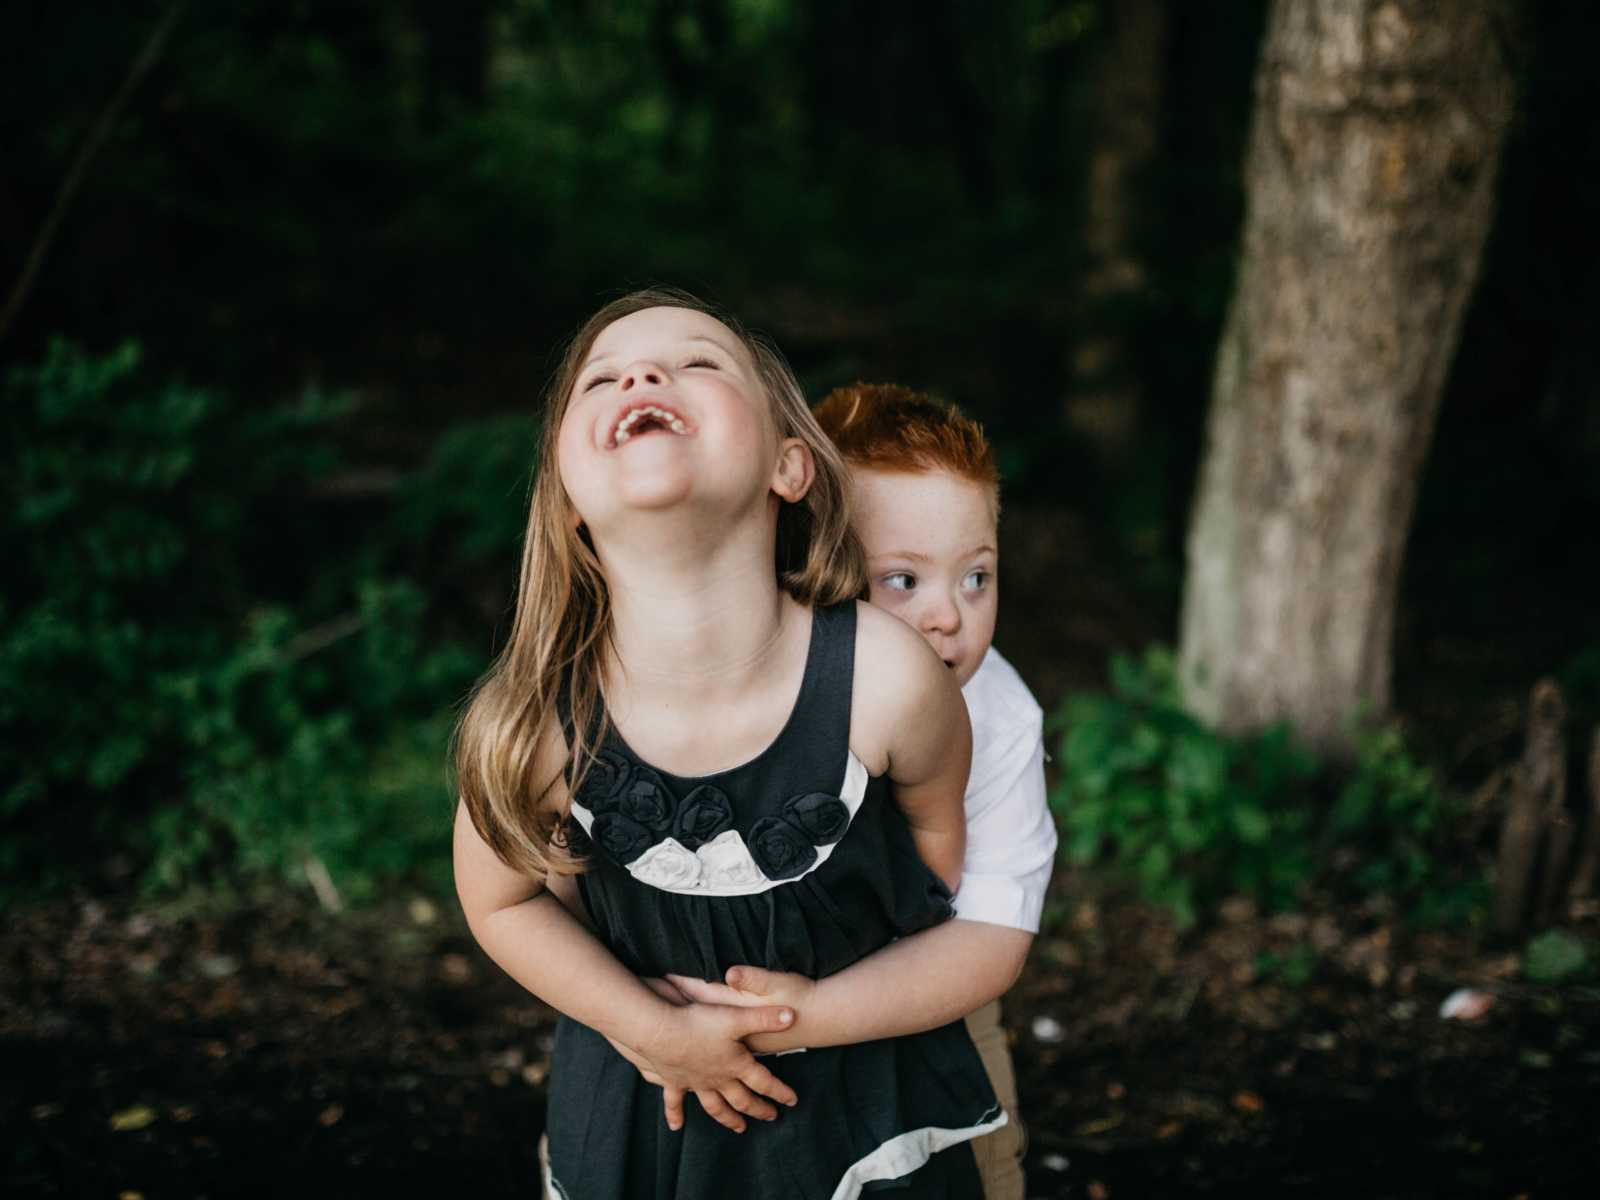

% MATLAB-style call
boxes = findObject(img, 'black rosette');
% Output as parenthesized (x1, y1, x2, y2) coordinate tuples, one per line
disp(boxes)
(590, 812, 654, 864)
(782, 792, 850, 845)
(748, 816, 819, 881)
(575, 748, 633, 814)
(674, 785, 734, 850)
(618, 767, 675, 833)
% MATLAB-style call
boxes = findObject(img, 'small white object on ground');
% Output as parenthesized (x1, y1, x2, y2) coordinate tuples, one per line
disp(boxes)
(1439, 988, 1495, 1021)
(1040, 1153, 1071, 1172)
(1031, 1015, 1065, 1044)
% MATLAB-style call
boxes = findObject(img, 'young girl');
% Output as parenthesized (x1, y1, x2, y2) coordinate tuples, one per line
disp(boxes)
(452, 289, 1003, 1198)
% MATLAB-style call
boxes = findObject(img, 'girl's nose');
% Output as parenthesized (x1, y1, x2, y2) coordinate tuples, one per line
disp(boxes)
(919, 595, 961, 637)
(619, 361, 666, 391)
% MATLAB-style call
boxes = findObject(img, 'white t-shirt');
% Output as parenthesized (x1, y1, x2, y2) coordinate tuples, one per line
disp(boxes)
(953, 647, 1058, 932)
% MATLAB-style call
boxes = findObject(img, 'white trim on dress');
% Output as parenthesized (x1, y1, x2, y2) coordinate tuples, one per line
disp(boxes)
(830, 1107, 1010, 1200)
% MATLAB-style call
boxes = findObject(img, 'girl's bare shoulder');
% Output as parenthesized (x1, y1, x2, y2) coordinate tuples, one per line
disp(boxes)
(849, 601, 953, 772)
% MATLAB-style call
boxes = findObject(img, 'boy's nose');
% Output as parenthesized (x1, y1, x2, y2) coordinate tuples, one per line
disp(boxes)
(619, 361, 666, 391)
(919, 595, 961, 637)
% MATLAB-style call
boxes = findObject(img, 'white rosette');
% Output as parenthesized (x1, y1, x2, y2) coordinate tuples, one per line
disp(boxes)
(695, 830, 765, 889)
(626, 837, 703, 890)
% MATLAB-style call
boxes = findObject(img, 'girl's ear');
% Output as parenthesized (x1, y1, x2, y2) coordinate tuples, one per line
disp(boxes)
(771, 437, 815, 503)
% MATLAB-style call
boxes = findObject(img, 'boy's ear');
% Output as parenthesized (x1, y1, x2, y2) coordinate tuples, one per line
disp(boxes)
(771, 437, 815, 503)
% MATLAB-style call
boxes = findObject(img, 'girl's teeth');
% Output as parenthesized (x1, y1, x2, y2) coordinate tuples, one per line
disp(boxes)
(669, 419, 686, 433)
(615, 431, 630, 443)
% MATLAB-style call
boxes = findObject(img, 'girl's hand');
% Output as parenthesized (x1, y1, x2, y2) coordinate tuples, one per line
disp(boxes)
(635, 996, 800, 1133)
(667, 966, 818, 1055)
(604, 976, 685, 1086)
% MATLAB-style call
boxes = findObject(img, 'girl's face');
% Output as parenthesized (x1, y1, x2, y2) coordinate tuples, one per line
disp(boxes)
(556, 306, 789, 534)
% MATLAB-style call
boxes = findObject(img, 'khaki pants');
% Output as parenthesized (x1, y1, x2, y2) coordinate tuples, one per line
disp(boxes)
(965, 998, 1027, 1200)
(539, 1001, 1027, 1200)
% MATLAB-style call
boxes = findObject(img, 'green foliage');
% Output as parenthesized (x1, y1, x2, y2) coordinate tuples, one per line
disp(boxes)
(1332, 721, 1488, 926)
(2, 341, 481, 903)
(1523, 930, 1592, 985)
(1051, 647, 1318, 928)
(1254, 945, 1319, 988)
(1051, 646, 1489, 929)
(392, 413, 539, 568)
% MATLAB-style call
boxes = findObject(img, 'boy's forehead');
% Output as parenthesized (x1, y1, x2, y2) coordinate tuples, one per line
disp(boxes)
(851, 467, 998, 554)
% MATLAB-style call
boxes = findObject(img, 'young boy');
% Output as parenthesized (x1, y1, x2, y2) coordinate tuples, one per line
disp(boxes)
(663, 383, 1056, 1198)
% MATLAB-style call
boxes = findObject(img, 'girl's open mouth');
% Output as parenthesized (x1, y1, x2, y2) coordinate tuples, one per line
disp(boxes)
(608, 403, 690, 448)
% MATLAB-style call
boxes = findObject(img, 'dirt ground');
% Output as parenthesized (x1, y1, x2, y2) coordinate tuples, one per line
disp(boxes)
(5, 880, 1598, 1199)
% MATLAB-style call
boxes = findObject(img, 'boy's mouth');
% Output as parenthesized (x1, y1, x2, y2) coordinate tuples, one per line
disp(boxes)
(608, 402, 690, 448)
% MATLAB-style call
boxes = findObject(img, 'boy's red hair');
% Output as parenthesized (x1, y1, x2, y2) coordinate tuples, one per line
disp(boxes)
(813, 383, 998, 499)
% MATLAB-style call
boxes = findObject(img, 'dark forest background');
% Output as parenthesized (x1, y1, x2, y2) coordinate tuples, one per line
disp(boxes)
(5, 0, 1598, 921)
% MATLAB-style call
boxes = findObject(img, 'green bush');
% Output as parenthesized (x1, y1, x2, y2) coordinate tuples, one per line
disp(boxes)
(1332, 720, 1488, 926)
(2, 340, 483, 904)
(1050, 646, 1488, 928)
(1051, 647, 1318, 927)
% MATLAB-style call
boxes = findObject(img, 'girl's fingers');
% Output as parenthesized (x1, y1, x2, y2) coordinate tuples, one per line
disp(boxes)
(662, 1086, 687, 1132)
(725, 1004, 795, 1040)
(694, 1089, 746, 1134)
(740, 1061, 799, 1109)
(719, 1080, 778, 1122)
(643, 975, 690, 1005)
(663, 973, 753, 1006)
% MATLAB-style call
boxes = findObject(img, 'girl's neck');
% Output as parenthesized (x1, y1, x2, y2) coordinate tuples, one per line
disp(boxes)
(598, 509, 796, 693)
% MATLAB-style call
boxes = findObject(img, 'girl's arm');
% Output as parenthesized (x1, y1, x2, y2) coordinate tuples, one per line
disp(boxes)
(454, 785, 798, 1133)
(853, 603, 971, 892)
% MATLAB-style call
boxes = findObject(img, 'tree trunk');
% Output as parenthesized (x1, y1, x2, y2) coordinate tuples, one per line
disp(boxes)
(1178, 0, 1517, 755)
(1493, 679, 1564, 934)
(1566, 728, 1600, 899)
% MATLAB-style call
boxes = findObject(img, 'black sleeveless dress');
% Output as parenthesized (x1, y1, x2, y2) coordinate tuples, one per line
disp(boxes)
(545, 601, 1002, 1200)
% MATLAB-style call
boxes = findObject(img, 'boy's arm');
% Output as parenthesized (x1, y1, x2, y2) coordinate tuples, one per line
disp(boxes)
(454, 779, 798, 1132)
(674, 666, 1057, 1053)
(854, 604, 971, 893)
(669, 918, 1031, 1052)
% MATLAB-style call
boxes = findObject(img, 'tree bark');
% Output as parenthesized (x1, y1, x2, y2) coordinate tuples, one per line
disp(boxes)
(1494, 680, 1564, 935)
(1178, 0, 1517, 755)
(1566, 727, 1600, 899)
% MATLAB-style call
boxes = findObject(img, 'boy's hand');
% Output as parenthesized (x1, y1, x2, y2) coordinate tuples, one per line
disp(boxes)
(666, 965, 818, 1012)
(629, 988, 800, 1133)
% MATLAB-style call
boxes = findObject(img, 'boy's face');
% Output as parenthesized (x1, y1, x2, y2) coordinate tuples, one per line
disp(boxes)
(852, 467, 998, 688)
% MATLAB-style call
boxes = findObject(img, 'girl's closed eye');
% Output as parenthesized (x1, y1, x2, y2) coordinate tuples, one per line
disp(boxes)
(881, 572, 916, 592)
(582, 373, 616, 393)
(682, 356, 719, 370)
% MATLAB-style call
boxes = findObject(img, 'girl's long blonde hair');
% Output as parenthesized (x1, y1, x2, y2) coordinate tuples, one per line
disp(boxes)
(453, 288, 866, 876)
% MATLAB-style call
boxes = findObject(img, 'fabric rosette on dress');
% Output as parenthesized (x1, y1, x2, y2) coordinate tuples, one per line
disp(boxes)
(566, 750, 871, 896)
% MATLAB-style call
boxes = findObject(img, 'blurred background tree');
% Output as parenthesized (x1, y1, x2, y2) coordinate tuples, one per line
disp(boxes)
(2, 0, 1597, 918)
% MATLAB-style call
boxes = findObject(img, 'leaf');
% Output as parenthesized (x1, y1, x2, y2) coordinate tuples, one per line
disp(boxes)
(1524, 931, 1590, 984)
(1232, 806, 1271, 845)
(110, 1105, 158, 1132)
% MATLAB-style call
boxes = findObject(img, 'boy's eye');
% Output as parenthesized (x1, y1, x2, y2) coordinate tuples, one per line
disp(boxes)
(963, 570, 990, 590)
(882, 572, 916, 592)
(581, 374, 616, 393)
